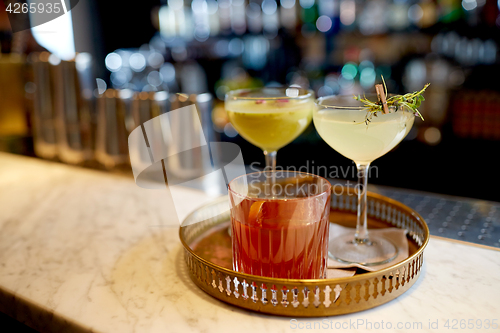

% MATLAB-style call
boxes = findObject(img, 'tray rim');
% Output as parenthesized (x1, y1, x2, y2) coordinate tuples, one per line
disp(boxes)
(179, 191, 430, 285)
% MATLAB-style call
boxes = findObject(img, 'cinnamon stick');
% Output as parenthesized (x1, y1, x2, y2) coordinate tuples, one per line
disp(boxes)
(375, 84, 389, 114)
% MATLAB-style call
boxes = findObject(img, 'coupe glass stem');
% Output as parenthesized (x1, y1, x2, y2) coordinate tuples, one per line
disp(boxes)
(264, 150, 277, 171)
(264, 150, 277, 197)
(354, 163, 370, 244)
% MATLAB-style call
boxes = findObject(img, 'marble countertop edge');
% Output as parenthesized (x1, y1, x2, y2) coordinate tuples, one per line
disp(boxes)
(0, 285, 93, 333)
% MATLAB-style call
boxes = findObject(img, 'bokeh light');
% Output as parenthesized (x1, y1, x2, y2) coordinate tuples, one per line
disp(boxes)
(224, 123, 238, 137)
(262, 0, 277, 15)
(341, 63, 358, 80)
(316, 16, 333, 32)
(147, 71, 164, 87)
(360, 67, 376, 89)
(281, 0, 296, 9)
(299, 0, 315, 9)
(129, 53, 147, 72)
(408, 4, 423, 23)
(105, 53, 122, 72)
(423, 127, 442, 145)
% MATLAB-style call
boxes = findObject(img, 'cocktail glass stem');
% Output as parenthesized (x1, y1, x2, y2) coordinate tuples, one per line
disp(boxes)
(264, 150, 277, 171)
(354, 163, 371, 244)
(328, 160, 398, 266)
(264, 150, 277, 197)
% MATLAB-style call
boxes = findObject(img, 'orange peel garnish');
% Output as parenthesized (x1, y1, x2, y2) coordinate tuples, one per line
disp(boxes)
(248, 201, 265, 226)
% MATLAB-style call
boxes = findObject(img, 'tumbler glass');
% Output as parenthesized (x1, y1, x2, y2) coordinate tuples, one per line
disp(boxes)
(228, 171, 331, 279)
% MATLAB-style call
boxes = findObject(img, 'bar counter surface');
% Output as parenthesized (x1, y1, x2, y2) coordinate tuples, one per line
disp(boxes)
(0, 152, 499, 333)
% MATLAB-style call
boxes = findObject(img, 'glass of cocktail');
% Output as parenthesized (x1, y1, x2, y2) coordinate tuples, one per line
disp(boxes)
(314, 94, 415, 266)
(225, 87, 314, 171)
(228, 171, 331, 279)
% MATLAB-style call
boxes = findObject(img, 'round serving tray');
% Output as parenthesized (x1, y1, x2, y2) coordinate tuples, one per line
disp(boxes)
(179, 191, 429, 317)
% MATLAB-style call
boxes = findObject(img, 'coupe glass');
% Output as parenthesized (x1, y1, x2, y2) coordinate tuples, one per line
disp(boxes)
(225, 87, 314, 171)
(313, 94, 415, 266)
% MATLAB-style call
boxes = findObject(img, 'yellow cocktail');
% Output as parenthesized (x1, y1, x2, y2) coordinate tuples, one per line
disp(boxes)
(226, 99, 313, 152)
(225, 88, 314, 170)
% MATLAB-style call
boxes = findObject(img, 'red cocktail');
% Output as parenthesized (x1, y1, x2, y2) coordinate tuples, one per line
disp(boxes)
(228, 171, 331, 279)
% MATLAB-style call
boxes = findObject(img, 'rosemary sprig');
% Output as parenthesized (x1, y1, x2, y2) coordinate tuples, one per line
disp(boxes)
(354, 81, 430, 125)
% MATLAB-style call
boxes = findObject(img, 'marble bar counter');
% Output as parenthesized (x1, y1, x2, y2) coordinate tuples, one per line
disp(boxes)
(0, 152, 499, 333)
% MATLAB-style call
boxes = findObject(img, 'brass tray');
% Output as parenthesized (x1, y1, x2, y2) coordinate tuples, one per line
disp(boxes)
(179, 191, 429, 317)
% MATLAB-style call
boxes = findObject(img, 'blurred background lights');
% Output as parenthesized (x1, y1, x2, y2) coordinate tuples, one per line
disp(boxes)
(172, 46, 188, 62)
(218, 0, 231, 9)
(299, 0, 315, 9)
(341, 63, 358, 80)
(117, 50, 131, 68)
(360, 67, 376, 89)
(324, 74, 340, 93)
(168, 0, 184, 10)
(423, 127, 442, 145)
(340, 0, 356, 26)
(243, 36, 269, 70)
(110, 71, 129, 87)
(191, 0, 208, 12)
(119, 89, 134, 99)
(155, 91, 169, 101)
(462, 0, 478, 11)
(359, 60, 374, 70)
(228, 38, 245, 56)
(359, 1, 387, 34)
(246, 2, 263, 34)
(105, 53, 122, 72)
(318, 0, 335, 17)
(483, 40, 497, 64)
(408, 4, 423, 23)
(246, 2, 262, 18)
(194, 25, 211, 42)
(147, 71, 164, 87)
(281, 0, 296, 9)
(160, 63, 176, 82)
(223, 123, 239, 138)
(48, 54, 61, 66)
(317, 85, 334, 97)
(95, 78, 107, 94)
(129, 53, 147, 72)
(263, 24, 279, 39)
(338, 75, 355, 91)
(449, 69, 465, 86)
(75, 53, 92, 71)
(216, 85, 229, 100)
(206, 0, 218, 13)
(387, 4, 410, 30)
(147, 52, 165, 69)
(214, 40, 230, 57)
(316, 16, 333, 32)
(262, 0, 278, 15)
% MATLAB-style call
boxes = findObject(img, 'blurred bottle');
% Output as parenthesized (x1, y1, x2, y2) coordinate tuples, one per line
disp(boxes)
(0, 53, 29, 154)
(166, 93, 213, 179)
(95, 89, 130, 169)
(129, 91, 170, 174)
(0, 1, 51, 156)
(52, 53, 95, 165)
(29, 52, 58, 159)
